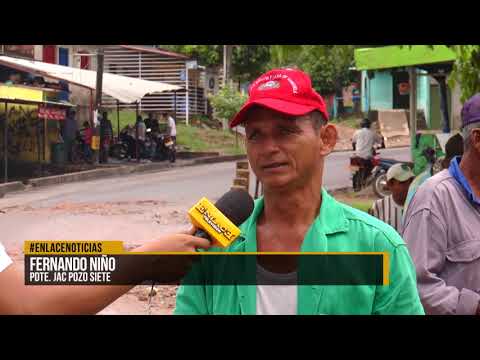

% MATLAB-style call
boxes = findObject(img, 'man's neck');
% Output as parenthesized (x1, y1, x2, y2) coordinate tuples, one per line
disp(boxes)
(262, 182, 322, 227)
(460, 153, 480, 198)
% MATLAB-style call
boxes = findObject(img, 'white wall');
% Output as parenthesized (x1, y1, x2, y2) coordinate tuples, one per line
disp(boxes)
(34, 45, 43, 60)
(451, 82, 463, 131)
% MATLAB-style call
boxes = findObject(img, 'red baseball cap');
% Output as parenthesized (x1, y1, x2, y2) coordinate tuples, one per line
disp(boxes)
(229, 68, 329, 128)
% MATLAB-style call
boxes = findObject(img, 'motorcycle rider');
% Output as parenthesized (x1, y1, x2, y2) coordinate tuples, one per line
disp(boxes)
(164, 112, 177, 163)
(351, 118, 384, 190)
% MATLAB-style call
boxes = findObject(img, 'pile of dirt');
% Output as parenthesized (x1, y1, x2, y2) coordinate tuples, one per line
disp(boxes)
(1, 199, 170, 216)
(329, 186, 377, 203)
(334, 124, 356, 151)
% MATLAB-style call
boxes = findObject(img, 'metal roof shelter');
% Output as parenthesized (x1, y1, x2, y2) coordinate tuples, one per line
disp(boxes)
(1, 95, 74, 183)
(0, 55, 183, 104)
(354, 45, 457, 161)
(0, 54, 187, 164)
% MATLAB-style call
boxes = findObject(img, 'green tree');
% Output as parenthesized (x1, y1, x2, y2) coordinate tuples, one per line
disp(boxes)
(300, 45, 356, 94)
(447, 45, 480, 103)
(208, 84, 248, 126)
(231, 45, 271, 83)
(159, 45, 222, 67)
(268, 45, 304, 68)
(405, 45, 480, 103)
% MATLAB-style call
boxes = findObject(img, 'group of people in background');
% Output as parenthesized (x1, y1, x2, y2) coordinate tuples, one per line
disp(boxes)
(119, 112, 177, 162)
(61, 110, 176, 165)
(366, 93, 480, 315)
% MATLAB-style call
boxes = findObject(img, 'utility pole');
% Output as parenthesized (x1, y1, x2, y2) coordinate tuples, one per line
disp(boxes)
(223, 45, 232, 87)
(93, 47, 104, 164)
(222, 45, 233, 130)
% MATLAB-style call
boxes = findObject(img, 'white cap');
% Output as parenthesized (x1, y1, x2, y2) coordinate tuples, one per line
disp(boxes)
(386, 163, 415, 182)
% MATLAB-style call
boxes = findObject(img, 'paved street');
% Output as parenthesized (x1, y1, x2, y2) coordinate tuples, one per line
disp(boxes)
(0, 147, 410, 314)
(0, 147, 410, 256)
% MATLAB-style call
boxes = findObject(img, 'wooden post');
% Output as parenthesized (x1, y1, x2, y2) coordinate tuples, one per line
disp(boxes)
(186, 63, 189, 126)
(409, 67, 417, 163)
(3, 101, 7, 183)
(174, 91, 177, 121)
(116, 100, 120, 139)
(43, 116, 47, 172)
(135, 102, 139, 162)
(94, 47, 104, 165)
(95, 48, 104, 110)
(232, 160, 250, 193)
(89, 89, 94, 127)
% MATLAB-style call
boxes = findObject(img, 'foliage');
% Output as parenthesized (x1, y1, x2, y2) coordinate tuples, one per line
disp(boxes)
(160, 45, 270, 83)
(159, 45, 222, 67)
(268, 45, 356, 94)
(231, 45, 271, 83)
(208, 84, 248, 122)
(447, 45, 480, 103)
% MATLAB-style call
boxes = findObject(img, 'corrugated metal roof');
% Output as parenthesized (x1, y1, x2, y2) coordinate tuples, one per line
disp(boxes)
(119, 45, 190, 60)
(0, 55, 183, 104)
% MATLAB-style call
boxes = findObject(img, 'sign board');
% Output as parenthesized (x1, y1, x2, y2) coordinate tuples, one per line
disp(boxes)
(38, 106, 66, 120)
(2, 45, 35, 59)
(398, 82, 410, 95)
(186, 60, 198, 70)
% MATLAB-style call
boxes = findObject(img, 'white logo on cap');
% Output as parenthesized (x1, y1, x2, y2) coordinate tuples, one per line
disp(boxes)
(252, 73, 299, 94)
(258, 80, 280, 91)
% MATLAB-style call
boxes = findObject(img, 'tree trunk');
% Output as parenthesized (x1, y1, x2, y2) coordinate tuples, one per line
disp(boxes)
(433, 75, 450, 133)
(335, 84, 345, 118)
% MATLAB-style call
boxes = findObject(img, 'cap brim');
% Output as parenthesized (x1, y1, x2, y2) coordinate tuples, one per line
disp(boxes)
(229, 98, 318, 128)
(389, 172, 415, 182)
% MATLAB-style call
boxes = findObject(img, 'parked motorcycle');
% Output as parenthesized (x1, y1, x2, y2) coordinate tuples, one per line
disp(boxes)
(109, 135, 128, 160)
(350, 146, 413, 198)
(156, 133, 175, 162)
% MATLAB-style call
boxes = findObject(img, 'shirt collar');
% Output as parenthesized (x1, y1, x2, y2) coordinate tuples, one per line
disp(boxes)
(448, 156, 480, 206)
(240, 187, 349, 241)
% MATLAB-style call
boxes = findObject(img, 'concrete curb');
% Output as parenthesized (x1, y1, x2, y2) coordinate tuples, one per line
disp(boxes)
(1, 154, 248, 195)
(0, 181, 26, 196)
(193, 154, 247, 165)
(28, 166, 135, 188)
(177, 151, 220, 159)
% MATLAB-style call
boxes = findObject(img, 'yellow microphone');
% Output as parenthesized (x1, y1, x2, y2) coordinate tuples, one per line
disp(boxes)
(188, 189, 254, 248)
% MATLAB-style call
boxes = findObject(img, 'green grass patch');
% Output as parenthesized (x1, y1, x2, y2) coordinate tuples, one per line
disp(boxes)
(107, 110, 144, 135)
(330, 115, 361, 129)
(176, 124, 245, 155)
(105, 110, 245, 155)
(347, 200, 373, 213)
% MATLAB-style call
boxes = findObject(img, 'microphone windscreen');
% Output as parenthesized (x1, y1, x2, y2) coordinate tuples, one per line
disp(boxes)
(214, 189, 254, 226)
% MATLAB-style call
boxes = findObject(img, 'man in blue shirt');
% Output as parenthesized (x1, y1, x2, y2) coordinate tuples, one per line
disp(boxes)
(402, 93, 480, 315)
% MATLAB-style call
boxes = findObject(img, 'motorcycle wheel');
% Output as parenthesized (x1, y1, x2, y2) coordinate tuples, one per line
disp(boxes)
(168, 148, 175, 163)
(352, 172, 361, 192)
(111, 145, 126, 160)
(71, 145, 83, 164)
(373, 173, 391, 199)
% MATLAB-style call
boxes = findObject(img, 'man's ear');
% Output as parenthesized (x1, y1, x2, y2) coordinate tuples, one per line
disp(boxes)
(472, 129, 480, 153)
(319, 124, 337, 156)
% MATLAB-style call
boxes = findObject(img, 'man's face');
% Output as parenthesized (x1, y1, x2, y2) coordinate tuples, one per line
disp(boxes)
(244, 107, 335, 190)
(388, 178, 413, 206)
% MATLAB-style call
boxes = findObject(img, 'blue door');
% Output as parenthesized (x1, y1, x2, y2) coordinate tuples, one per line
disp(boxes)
(59, 47, 69, 66)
